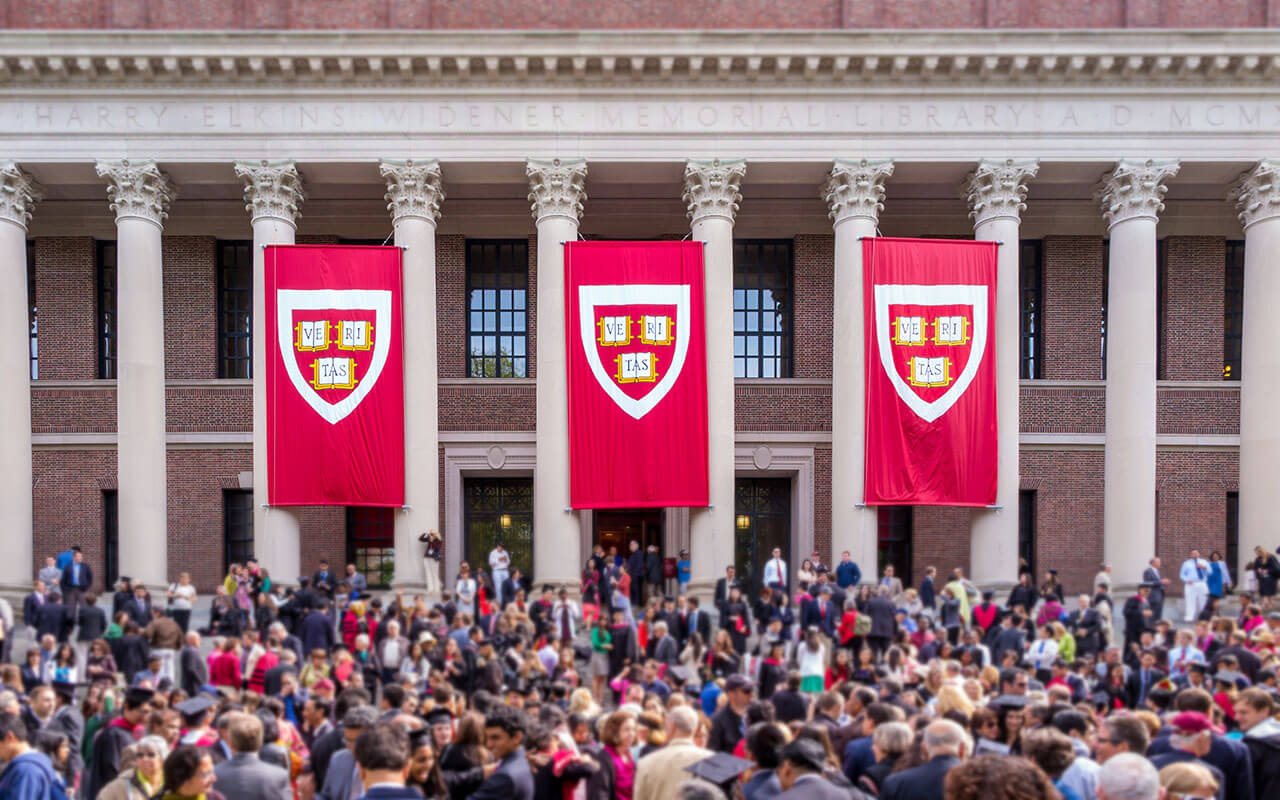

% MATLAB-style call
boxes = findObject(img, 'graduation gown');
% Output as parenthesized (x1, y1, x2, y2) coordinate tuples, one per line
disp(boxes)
(83, 718, 135, 800)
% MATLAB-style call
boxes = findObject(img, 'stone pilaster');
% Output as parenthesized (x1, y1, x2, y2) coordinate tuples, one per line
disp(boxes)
(684, 158, 745, 600)
(381, 159, 445, 592)
(0, 162, 40, 594)
(966, 158, 1038, 588)
(1231, 160, 1280, 586)
(235, 159, 305, 584)
(1095, 158, 1179, 591)
(528, 158, 587, 586)
(824, 158, 892, 584)
(96, 159, 176, 588)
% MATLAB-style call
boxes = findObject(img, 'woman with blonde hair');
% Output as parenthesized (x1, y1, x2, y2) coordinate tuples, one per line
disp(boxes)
(936, 683, 976, 720)
(1158, 761, 1219, 799)
(1051, 622, 1076, 664)
(568, 686, 600, 717)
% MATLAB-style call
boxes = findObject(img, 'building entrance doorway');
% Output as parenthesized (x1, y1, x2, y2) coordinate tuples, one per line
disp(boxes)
(594, 509, 665, 565)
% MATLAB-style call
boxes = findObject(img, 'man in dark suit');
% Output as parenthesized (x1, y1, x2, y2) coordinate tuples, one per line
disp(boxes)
(312, 560, 336, 596)
(59, 548, 93, 621)
(776, 738, 849, 799)
(48, 681, 85, 778)
(1143, 558, 1169, 620)
(685, 596, 711, 645)
(301, 602, 336, 655)
(806, 587, 837, 638)
(651, 620, 679, 666)
(179, 631, 208, 696)
(1125, 649, 1167, 709)
(76, 592, 108, 644)
(348, 722, 423, 800)
(880, 719, 968, 800)
(864, 586, 897, 660)
(213, 712, 292, 800)
(1064, 594, 1102, 658)
(471, 706, 534, 800)
(626, 541, 645, 607)
(714, 566, 740, 613)
(1123, 583, 1156, 657)
(22, 579, 46, 634)
(992, 614, 1028, 664)
(36, 590, 72, 643)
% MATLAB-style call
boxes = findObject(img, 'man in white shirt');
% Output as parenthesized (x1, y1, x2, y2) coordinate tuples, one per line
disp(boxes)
(763, 548, 787, 592)
(1166, 628, 1205, 679)
(489, 543, 511, 605)
(1179, 549, 1210, 622)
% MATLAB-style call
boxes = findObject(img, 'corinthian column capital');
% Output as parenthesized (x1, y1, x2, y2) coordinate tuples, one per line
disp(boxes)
(1095, 158, 1180, 229)
(234, 159, 305, 226)
(1230, 160, 1280, 231)
(95, 159, 176, 227)
(526, 158, 587, 224)
(966, 158, 1039, 227)
(0, 161, 43, 231)
(683, 158, 746, 225)
(823, 158, 893, 227)
(380, 159, 444, 225)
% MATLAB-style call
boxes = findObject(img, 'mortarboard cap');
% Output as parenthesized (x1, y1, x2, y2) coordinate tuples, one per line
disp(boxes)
(989, 693, 1032, 709)
(724, 674, 755, 692)
(175, 696, 217, 720)
(779, 738, 828, 772)
(425, 708, 453, 727)
(407, 727, 432, 749)
(684, 752, 754, 785)
(124, 686, 156, 707)
(50, 680, 77, 700)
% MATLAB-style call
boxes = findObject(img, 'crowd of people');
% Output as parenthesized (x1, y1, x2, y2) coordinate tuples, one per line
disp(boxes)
(1, 538, 1280, 800)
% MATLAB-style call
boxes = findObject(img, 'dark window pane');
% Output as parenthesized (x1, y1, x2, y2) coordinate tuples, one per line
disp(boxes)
(27, 240, 36, 380)
(223, 490, 255, 571)
(734, 478, 792, 595)
(97, 241, 118, 379)
(1020, 240, 1044, 380)
(1224, 241, 1244, 380)
(346, 507, 396, 588)
(103, 490, 119, 587)
(876, 506, 913, 586)
(463, 478, 534, 577)
(1019, 490, 1036, 577)
(466, 240, 529, 377)
(217, 240, 253, 379)
(733, 240, 793, 379)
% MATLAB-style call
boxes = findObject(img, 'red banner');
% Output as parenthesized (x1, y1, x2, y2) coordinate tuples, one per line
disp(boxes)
(863, 237, 998, 506)
(266, 245, 404, 506)
(567, 241, 708, 508)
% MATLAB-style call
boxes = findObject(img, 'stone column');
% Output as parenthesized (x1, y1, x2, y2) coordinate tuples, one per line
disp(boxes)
(683, 159, 746, 600)
(1096, 159, 1179, 591)
(95, 160, 176, 588)
(235, 160, 305, 585)
(0, 162, 40, 593)
(824, 159, 893, 584)
(381, 160, 444, 592)
(528, 158, 587, 587)
(1231, 161, 1280, 583)
(966, 159, 1039, 588)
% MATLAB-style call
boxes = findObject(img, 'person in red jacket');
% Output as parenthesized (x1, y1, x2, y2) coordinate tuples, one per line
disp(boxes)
(208, 638, 242, 689)
(247, 637, 280, 694)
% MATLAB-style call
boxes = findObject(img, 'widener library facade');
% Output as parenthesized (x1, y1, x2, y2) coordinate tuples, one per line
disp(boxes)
(2, 5, 1279, 598)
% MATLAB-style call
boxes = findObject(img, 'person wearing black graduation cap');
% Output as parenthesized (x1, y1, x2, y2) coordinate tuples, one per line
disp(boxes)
(406, 726, 448, 799)
(46, 680, 84, 780)
(775, 737, 853, 799)
(83, 685, 155, 800)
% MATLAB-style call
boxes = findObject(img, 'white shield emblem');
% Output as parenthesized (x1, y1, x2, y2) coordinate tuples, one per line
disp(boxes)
(578, 283, 691, 420)
(276, 288, 393, 425)
(873, 283, 988, 423)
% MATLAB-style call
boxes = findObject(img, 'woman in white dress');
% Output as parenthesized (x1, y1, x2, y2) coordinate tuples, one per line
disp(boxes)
(454, 562, 477, 618)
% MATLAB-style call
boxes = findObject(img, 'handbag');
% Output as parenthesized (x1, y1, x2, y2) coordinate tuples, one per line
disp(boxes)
(854, 613, 872, 636)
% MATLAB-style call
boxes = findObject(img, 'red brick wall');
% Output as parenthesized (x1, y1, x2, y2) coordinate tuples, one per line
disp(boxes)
(1157, 389, 1239, 435)
(1022, 449, 1106, 597)
(165, 387, 252, 432)
(436, 235, 467, 380)
(1042, 236, 1105, 381)
(1161, 237, 1225, 381)
(34, 237, 97, 381)
(814, 446, 831, 564)
(32, 388, 115, 432)
(735, 385, 831, 432)
(31, 449, 115, 587)
(4, 0, 1274, 29)
(163, 236, 218, 380)
(1020, 387, 1105, 433)
(793, 235, 833, 380)
(1155, 450, 1239, 591)
(912, 507, 972, 586)
(166, 448, 251, 589)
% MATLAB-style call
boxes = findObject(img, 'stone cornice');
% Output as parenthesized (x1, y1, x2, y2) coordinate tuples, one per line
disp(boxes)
(824, 159, 893, 226)
(526, 158, 587, 223)
(234, 159, 305, 226)
(2, 30, 1279, 87)
(1096, 158, 1180, 228)
(684, 159, 746, 224)
(1229, 160, 1280, 231)
(380, 159, 444, 224)
(0, 161, 42, 230)
(966, 158, 1039, 227)
(94, 158, 176, 227)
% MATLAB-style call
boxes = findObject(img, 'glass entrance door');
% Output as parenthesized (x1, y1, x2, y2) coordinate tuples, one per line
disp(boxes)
(735, 478, 792, 595)
(594, 509, 664, 567)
